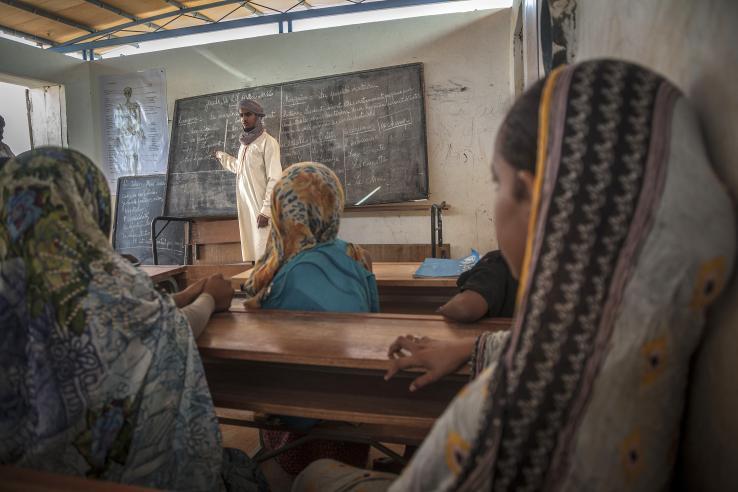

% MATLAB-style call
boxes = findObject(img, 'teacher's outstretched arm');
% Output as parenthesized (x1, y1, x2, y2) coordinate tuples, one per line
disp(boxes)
(214, 148, 238, 173)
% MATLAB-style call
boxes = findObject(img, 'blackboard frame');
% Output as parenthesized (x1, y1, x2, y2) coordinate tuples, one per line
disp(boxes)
(113, 174, 187, 265)
(164, 62, 429, 219)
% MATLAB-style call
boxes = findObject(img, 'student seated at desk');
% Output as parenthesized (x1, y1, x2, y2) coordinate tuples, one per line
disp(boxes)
(293, 60, 735, 491)
(242, 162, 378, 312)
(0, 149, 266, 491)
(242, 162, 378, 476)
(438, 250, 518, 322)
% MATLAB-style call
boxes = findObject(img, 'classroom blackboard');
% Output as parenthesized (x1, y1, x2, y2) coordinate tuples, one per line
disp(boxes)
(165, 63, 428, 217)
(113, 175, 186, 265)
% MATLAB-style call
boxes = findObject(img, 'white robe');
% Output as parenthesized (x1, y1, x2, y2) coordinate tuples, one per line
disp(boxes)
(217, 131, 282, 261)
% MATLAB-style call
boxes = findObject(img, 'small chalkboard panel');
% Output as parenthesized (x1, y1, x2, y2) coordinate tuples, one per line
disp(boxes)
(166, 63, 428, 217)
(114, 175, 186, 265)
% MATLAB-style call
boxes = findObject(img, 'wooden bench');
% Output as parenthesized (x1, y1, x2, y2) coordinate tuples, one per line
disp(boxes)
(0, 465, 155, 491)
(197, 311, 510, 452)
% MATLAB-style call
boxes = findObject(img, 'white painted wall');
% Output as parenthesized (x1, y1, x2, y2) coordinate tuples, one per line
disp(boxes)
(89, 10, 513, 257)
(0, 11, 512, 256)
(0, 38, 92, 157)
(573, 1, 738, 489)
(0, 81, 31, 155)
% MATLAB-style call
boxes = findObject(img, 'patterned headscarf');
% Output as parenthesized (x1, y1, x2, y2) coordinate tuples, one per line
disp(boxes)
(0, 148, 222, 489)
(239, 99, 265, 146)
(453, 60, 735, 490)
(242, 162, 370, 308)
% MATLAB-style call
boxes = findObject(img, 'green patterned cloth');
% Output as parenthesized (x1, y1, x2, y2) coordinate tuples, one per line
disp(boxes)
(0, 148, 267, 491)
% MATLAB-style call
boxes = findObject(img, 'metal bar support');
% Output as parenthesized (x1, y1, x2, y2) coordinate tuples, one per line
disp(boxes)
(0, 24, 57, 46)
(81, 0, 162, 30)
(151, 216, 191, 265)
(50, 0, 463, 52)
(430, 201, 446, 258)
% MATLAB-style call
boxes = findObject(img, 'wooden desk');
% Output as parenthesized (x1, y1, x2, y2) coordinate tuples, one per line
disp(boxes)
(198, 311, 510, 444)
(229, 262, 459, 314)
(140, 265, 187, 283)
(371, 262, 457, 288)
(140, 265, 187, 292)
(142, 264, 251, 292)
(0, 465, 155, 491)
(372, 262, 459, 314)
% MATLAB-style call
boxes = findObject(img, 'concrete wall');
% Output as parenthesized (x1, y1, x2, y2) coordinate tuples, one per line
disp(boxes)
(574, 1, 738, 489)
(0, 38, 93, 157)
(0, 10, 512, 256)
(88, 10, 512, 256)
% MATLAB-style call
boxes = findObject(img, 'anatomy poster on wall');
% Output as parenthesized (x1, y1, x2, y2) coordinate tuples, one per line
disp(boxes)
(99, 68, 169, 191)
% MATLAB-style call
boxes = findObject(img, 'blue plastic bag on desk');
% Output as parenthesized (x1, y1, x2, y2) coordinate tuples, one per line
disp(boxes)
(413, 250, 480, 278)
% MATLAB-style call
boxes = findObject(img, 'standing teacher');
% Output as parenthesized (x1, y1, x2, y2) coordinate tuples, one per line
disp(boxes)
(215, 99, 282, 262)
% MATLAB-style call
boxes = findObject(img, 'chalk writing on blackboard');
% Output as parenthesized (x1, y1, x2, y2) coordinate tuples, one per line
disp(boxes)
(166, 63, 428, 218)
(114, 175, 185, 265)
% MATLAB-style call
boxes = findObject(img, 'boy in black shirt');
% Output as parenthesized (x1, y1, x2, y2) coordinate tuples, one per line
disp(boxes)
(438, 250, 517, 322)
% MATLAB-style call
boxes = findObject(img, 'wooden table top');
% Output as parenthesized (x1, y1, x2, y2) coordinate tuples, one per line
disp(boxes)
(198, 310, 510, 372)
(230, 261, 458, 289)
(372, 262, 458, 287)
(139, 265, 187, 282)
(0, 465, 155, 491)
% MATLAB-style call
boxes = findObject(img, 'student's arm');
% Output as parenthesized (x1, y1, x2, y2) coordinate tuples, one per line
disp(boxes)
(438, 290, 489, 323)
(176, 274, 234, 338)
(259, 137, 282, 218)
(181, 293, 215, 339)
(384, 330, 510, 391)
(442, 251, 516, 320)
(171, 278, 206, 308)
(215, 150, 239, 173)
(385, 336, 477, 392)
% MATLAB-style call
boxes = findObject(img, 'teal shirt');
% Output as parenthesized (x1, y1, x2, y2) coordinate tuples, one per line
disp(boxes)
(262, 238, 379, 313)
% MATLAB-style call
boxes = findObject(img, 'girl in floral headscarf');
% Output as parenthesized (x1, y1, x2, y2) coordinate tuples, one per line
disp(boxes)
(242, 161, 378, 313)
(242, 162, 379, 476)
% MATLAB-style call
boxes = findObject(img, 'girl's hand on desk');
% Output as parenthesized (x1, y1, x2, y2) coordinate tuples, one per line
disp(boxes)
(172, 278, 206, 308)
(203, 274, 234, 312)
(384, 336, 476, 392)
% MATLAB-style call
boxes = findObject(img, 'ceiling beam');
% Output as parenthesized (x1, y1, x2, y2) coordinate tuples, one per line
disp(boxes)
(0, 24, 56, 46)
(50, 0, 464, 53)
(81, 0, 164, 31)
(241, 2, 264, 15)
(0, 0, 131, 46)
(162, 0, 216, 22)
(51, 0, 253, 49)
(0, 0, 97, 33)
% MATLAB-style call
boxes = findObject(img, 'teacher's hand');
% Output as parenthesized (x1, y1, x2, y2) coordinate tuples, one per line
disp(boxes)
(385, 335, 476, 392)
(257, 214, 270, 228)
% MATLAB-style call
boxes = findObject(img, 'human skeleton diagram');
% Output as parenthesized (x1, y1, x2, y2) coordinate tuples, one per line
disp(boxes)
(114, 86, 146, 175)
